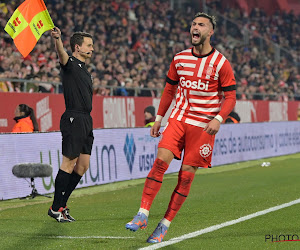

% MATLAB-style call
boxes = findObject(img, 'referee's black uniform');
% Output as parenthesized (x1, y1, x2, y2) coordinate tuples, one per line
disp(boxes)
(60, 56, 94, 158)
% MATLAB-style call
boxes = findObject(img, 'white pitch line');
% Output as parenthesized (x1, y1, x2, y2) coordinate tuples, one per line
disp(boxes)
(139, 198, 300, 250)
(46, 236, 135, 239)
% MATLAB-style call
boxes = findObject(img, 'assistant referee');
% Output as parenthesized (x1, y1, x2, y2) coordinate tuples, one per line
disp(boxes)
(48, 27, 94, 222)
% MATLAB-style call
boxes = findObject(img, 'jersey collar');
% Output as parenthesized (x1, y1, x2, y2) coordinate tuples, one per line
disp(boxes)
(191, 47, 215, 58)
(71, 56, 85, 65)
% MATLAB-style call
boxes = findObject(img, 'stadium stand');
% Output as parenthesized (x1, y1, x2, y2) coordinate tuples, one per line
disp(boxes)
(0, 0, 299, 100)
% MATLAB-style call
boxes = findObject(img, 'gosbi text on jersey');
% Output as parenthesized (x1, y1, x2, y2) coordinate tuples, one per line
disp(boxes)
(165, 47, 236, 128)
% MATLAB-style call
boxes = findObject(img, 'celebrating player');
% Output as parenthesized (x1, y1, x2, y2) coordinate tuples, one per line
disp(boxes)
(48, 27, 94, 222)
(126, 12, 236, 243)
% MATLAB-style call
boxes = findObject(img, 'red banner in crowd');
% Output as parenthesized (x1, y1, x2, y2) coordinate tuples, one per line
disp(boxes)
(0, 92, 299, 133)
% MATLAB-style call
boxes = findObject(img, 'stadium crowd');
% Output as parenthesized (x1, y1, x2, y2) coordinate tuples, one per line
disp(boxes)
(207, 0, 300, 101)
(0, 0, 299, 100)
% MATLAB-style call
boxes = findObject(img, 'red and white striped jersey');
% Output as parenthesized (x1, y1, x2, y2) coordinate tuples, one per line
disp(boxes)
(166, 47, 236, 128)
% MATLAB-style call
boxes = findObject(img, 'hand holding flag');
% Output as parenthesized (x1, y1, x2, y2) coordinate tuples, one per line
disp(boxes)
(51, 26, 61, 40)
(4, 0, 54, 58)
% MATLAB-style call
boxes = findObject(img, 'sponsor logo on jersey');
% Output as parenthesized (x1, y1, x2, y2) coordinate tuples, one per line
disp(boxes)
(179, 77, 208, 90)
(199, 144, 212, 158)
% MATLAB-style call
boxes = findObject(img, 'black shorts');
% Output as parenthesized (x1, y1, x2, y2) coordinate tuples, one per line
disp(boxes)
(60, 110, 94, 158)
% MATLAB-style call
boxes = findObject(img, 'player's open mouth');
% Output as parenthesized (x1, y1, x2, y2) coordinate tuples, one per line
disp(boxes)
(192, 33, 200, 39)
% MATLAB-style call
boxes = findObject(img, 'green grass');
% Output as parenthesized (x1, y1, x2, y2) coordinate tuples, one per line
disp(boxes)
(1, 153, 300, 249)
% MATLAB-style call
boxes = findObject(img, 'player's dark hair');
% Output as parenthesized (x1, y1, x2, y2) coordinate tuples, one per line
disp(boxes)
(194, 12, 216, 30)
(18, 104, 39, 131)
(70, 32, 93, 52)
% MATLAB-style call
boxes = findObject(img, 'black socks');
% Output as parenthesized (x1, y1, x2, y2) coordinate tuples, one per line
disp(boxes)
(61, 170, 82, 208)
(52, 169, 71, 211)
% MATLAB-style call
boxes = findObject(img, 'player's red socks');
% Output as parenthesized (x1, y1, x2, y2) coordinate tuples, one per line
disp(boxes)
(140, 158, 169, 210)
(164, 170, 195, 221)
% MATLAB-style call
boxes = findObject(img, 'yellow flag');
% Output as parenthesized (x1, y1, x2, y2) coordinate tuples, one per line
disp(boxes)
(4, 0, 54, 58)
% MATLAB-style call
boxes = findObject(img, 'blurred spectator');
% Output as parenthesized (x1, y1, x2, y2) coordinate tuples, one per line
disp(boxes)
(38, 73, 53, 93)
(224, 111, 241, 123)
(140, 81, 157, 97)
(27, 75, 39, 93)
(124, 78, 135, 96)
(156, 82, 164, 98)
(12, 104, 39, 133)
(144, 105, 156, 127)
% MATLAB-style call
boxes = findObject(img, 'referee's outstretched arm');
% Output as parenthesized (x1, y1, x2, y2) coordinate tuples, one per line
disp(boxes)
(51, 26, 69, 66)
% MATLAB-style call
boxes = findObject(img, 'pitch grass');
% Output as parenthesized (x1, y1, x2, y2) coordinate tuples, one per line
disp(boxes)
(1, 153, 300, 250)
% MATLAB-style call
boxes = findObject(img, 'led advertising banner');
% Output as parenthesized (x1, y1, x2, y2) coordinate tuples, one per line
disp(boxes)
(0, 122, 299, 200)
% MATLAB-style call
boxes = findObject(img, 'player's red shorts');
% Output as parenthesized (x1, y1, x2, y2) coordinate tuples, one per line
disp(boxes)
(158, 118, 215, 168)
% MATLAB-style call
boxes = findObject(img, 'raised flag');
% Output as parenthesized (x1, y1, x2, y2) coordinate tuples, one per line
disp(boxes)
(4, 0, 54, 58)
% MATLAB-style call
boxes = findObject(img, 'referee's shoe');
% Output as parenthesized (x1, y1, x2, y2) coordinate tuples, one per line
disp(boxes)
(63, 207, 76, 222)
(48, 207, 70, 222)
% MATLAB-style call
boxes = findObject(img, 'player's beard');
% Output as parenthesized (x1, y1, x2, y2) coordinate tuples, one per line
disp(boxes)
(191, 33, 207, 46)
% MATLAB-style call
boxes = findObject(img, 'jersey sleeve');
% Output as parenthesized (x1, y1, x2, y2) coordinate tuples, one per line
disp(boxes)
(219, 60, 236, 91)
(217, 59, 236, 119)
(157, 59, 179, 117)
(218, 90, 236, 119)
(60, 56, 72, 71)
(157, 82, 178, 117)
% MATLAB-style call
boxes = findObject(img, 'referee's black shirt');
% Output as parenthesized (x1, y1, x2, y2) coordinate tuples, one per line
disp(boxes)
(60, 56, 93, 113)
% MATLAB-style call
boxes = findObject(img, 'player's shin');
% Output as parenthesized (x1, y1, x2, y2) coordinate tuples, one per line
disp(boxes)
(164, 170, 195, 222)
(140, 158, 169, 211)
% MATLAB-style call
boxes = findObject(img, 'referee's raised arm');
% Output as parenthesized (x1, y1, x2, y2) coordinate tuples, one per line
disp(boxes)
(51, 27, 69, 66)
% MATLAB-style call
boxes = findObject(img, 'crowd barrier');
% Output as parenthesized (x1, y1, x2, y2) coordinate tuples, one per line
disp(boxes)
(0, 92, 299, 132)
(1, 121, 299, 200)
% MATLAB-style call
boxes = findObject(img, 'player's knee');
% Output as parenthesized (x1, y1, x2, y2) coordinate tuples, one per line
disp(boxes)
(149, 158, 169, 176)
(60, 157, 77, 173)
(177, 170, 195, 194)
(179, 174, 194, 188)
(181, 164, 197, 173)
(74, 163, 89, 175)
(156, 148, 174, 165)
